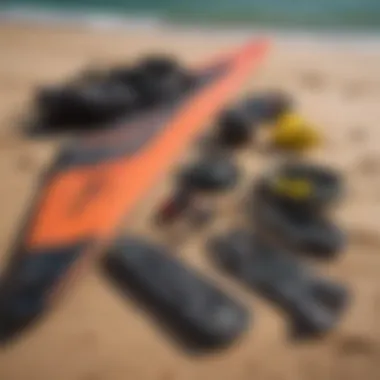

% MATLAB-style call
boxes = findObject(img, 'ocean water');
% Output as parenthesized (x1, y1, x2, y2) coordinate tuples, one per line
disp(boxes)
(2, 0, 380, 31)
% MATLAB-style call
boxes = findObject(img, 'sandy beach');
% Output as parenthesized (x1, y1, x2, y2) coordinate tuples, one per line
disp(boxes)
(0, 21, 380, 380)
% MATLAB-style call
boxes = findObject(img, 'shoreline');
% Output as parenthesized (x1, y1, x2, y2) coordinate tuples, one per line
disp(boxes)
(2, 5, 380, 49)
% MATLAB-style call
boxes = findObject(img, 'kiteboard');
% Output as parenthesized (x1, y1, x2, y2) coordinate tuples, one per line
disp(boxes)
(0, 39, 269, 341)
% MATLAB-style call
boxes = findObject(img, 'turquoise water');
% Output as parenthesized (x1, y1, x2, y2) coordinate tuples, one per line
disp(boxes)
(2, 0, 380, 31)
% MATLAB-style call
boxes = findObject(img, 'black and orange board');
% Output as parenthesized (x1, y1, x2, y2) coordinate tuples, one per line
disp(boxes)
(0, 39, 269, 341)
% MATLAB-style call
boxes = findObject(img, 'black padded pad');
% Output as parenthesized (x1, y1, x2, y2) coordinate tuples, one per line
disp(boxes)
(253, 194, 346, 259)
(209, 230, 350, 339)
(103, 237, 250, 350)
(179, 155, 240, 192)
(243, 91, 293, 121)
(217, 106, 254, 146)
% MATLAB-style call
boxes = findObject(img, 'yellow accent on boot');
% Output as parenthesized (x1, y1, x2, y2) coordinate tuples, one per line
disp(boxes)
(271, 113, 322, 151)
(272, 177, 313, 200)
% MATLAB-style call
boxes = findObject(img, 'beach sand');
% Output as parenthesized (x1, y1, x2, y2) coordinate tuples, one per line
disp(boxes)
(0, 22, 380, 380)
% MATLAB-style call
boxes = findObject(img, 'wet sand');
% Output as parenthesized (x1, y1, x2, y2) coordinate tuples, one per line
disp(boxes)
(0, 22, 380, 380)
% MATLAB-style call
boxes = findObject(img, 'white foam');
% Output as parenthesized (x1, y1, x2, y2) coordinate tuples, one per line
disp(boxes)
(0, 5, 163, 30)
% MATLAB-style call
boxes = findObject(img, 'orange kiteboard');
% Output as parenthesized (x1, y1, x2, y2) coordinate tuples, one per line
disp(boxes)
(0, 39, 269, 342)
